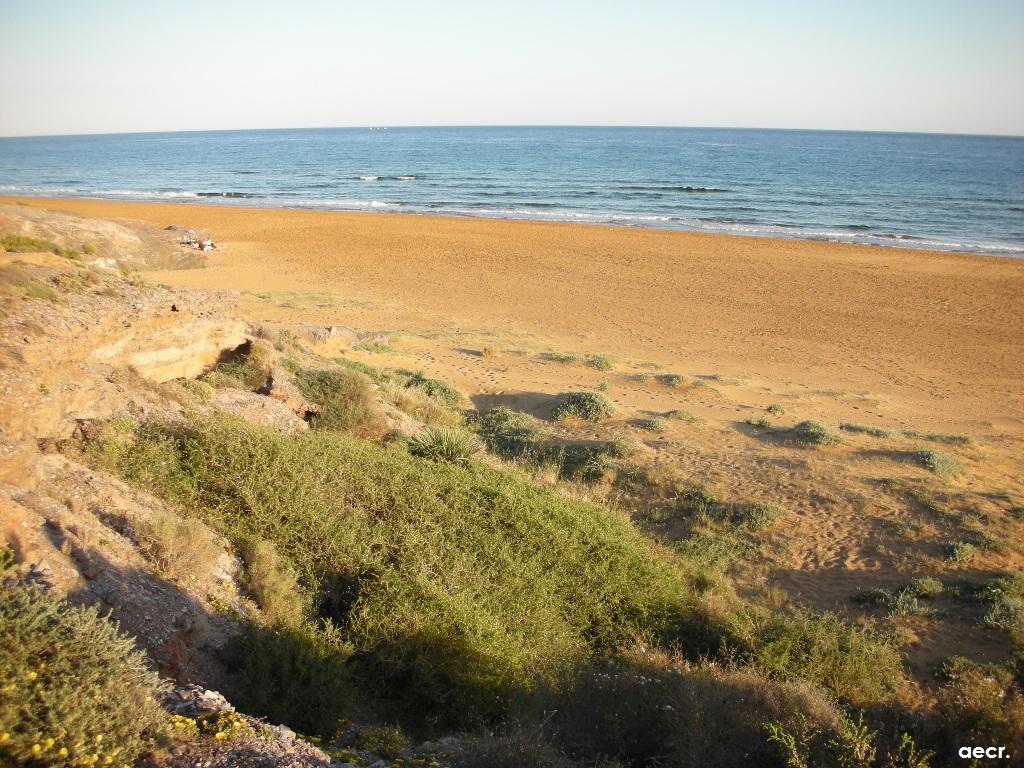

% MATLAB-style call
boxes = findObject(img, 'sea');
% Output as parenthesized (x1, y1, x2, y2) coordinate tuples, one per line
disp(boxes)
(1, 126, 1022, 256)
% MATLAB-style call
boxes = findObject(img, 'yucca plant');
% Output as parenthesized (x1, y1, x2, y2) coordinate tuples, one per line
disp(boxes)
(408, 426, 482, 463)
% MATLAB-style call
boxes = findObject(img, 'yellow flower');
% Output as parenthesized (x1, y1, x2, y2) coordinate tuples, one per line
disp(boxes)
(0, 732, 9, 743)
(45, 737, 55, 748)
(104, 756, 114, 764)
(214, 731, 226, 740)
(31, 744, 42, 753)
(26, 671, 37, 681)
(94, 734, 104, 743)
(59, 747, 69, 757)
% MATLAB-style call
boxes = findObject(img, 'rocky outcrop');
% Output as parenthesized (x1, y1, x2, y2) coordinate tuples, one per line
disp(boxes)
(211, 388, 309, 433)
(257, 367, 319, 420)
(89, 315, 249, 382)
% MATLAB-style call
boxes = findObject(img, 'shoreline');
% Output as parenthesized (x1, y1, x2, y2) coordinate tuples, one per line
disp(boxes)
(4, 193, 1022, 262)
(2, 193, 1021, 258)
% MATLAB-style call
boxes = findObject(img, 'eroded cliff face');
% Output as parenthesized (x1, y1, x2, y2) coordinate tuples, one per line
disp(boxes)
(0, 246, 253, 687)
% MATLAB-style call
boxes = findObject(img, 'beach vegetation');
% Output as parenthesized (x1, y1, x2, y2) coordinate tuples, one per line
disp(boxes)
(139, 509, 223, 587)
(911, 449, 964, 477)
(839, 422, 895, 438)
(0, 584, 167, 767)
(405, 370, 463, 408)
(551, 391, 614, 421)
(766, 403, 786, 415)
(0, 234, 59, 253)
(943, 541, 976, 564)
(408, 425, 483, 463)
(656, 373, 685, 387)
(582, 353, 614, 371)
(295, 366, 386, 437)
(665, 408, 703, 423)
(790, 420, 842, 446)
(636, 416, 667, 432)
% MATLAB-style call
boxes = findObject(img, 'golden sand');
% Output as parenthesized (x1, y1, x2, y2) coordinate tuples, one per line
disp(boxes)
(8, 195, 1023, 429)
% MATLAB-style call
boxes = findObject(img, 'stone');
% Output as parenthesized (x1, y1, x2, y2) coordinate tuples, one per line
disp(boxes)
(257, 367, 319, 420)
(210, 389, 309, 433)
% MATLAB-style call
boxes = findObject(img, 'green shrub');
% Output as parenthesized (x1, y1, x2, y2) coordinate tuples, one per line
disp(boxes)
(140, 509, 223, 587)
(735, 502, 787, 531)
(0, 234, 58, 253)
(177, 378, 215, 402)
(790, 421, 842, 446)
(979, 573, 1024, 643)
(906, 576, 943, 599)
(538, 655, 842, 768)
(656, 373, 685, 387)
(0, 585, 167, 767)
(406, 371, 462, 408)
(747, 611, 902, 705)
(676, 482, 720, 518)
(540, 352, 579, 364)
(936, 657, 1024, 751)
(582, 354, 614, 371)
(767, 403, 786, 416)
(665, 409, 703, 423)
(88, 414, 696, 728)
(353, 725, 408, 758)
(912, 450, 964, 477)
(223, 620, 351, 737)
(943, 541, 976, 563)
(551, 391, 614, 421)
(295, 367, 385, 437)
(474, 407, 542, 458)
(238, 537, 307, 627)
(636, 417, 667, 433)
(408, 426, 483, 464)
(839, 422, 895, 438)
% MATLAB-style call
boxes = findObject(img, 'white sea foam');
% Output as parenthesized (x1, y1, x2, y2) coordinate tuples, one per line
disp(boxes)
(358, 175, 380, 181)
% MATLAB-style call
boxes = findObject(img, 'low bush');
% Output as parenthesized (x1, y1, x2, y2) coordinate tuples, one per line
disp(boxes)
(408, 426, 483, 464)
(839, 422, 895, 438)
(790, 420, 842, 446)
(912, 449, 964, 477)
(0, 234, 58, 253)
(0, 584, 167, 767)
(906, 576, 943, 599)
(656, 373, 685, 387)
(636, 417, 667, 433)
(766, 403, 786, 416)
(979, 573, 1024, 643)
(295, 367, 386, 437)
(735, 502, 787, 531)
(551, 391, 614, 421)
(473, 407, 542, 458)
(746, 611, 902, 705)
(582, 354, 614, 371)
(238, 537, 307, 627)
(140, 509, 223, 587)
(943, 541, 976, 563)
(537, 653, 843, 768)
(405, 371, 463, 408)
(935, 657, 1024, 752)
(88, 414, 696, 729)
(223, 620, 351, 737)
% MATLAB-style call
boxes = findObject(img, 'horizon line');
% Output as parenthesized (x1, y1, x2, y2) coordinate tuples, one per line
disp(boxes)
(1, 123, 1022, 141)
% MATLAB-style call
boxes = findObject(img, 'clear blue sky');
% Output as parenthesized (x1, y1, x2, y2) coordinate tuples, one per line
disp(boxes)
(1, 0, 1021, 137)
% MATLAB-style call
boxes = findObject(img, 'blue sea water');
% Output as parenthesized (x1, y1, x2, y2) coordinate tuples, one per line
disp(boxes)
(0, 126, 1022, 256)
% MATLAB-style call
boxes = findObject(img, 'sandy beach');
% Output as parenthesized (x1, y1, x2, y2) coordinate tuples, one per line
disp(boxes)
(6, 195, 1023, 429)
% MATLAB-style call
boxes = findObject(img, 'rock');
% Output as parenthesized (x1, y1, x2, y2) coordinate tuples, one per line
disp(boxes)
(89, 319, 249, 382)
(165, 684, 233, 717)
(210, 389, 309, 433)
(257, 367, 319, 420)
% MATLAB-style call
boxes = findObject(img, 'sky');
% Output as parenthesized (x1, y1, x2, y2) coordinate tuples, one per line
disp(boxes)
(1, 0, 1022, 137)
